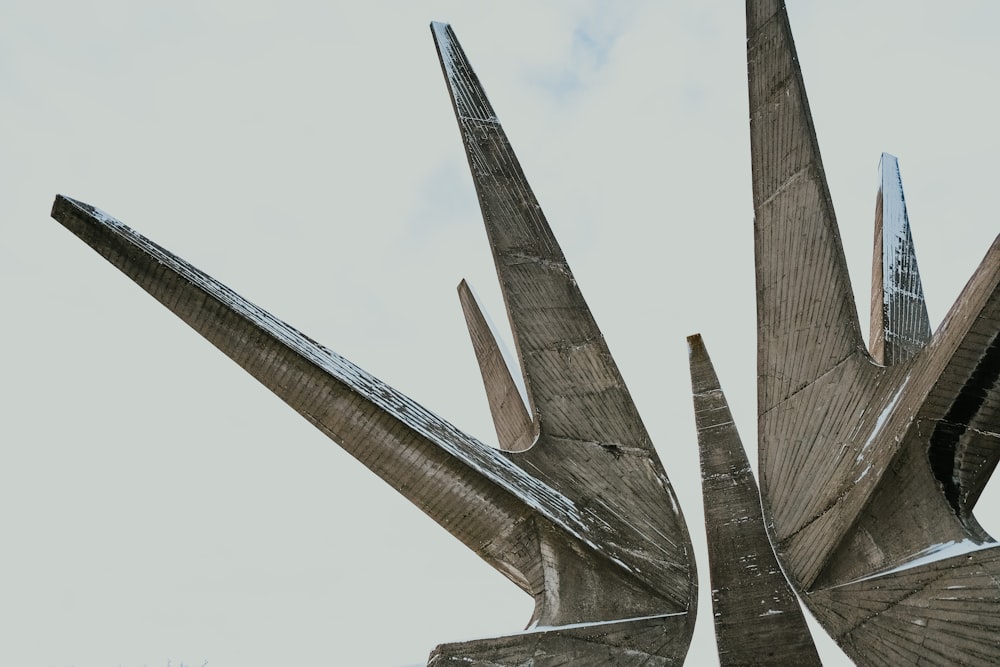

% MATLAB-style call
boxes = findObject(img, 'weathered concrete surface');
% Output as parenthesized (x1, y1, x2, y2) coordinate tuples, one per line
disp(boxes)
(427, 613, 690, 666)
(424, 22, 699, 662)
(749, 0, 1000, 663)
(869, 152, 999, 522)
(458, 279, 536, 453)
(689, 334, 821, 666)
(48, 21, 697, 667)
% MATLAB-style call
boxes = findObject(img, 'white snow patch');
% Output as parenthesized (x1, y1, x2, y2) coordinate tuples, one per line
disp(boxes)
(831, 539, 1000, 589)
(528, 612, 686, 633)
(856, 378, 908, 463)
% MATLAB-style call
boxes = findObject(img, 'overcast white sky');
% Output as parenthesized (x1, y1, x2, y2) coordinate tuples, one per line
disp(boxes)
(4, 1, 999, 665)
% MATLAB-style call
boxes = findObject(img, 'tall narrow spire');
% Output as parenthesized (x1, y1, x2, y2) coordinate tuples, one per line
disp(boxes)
(457, 279, 536, 453)
(431, 22, 657, 455)
(747, 0, 864, 417)
(869, 153, 931, 365)
(688, 334, 821, 666)
(431, 19, 696, 633)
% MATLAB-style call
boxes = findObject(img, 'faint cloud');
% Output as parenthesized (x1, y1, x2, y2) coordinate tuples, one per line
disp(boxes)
(405, 158, 479, 244)
(525, 3, 634, 102)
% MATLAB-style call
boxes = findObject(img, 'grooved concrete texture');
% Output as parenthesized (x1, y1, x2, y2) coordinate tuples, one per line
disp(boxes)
(50, 21, 699, 667)
(749, 1, 1000, 663)
(689, 334, 821, 666)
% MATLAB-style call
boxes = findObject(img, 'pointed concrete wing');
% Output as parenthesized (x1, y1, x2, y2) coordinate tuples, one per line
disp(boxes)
(747, 0, 865, 415)
(748, 0, 879, 590)
(432, 20, 696, 621)
(457, 279, 536, 453)
(688, 334, 820, 666)
(426, 23, 699, 661)
(458, 280, 538, 452)
(50, 195, 608, 601)
(748, 1, 1000, 664)
(52, 195, 695, 663)
(431, 22, 654, 453)
(869, 153, 931, 365)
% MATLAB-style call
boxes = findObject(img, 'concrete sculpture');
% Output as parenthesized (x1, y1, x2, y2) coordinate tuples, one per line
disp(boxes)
(749, 0, 1000, 663)
(688, 334, 821, 665)
(48, 0, 1000, 663)
(50, 21, 698, 666)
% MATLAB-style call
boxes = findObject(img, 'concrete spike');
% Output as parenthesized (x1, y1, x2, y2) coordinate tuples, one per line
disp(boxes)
(430, 26, 699, 661)
(50, 194, 693, 660)
(688, 334, 821, 666)
(749, 1, 1000, 663)
(431, 22, 655, 455)
(49, 196, 559, 593)
(457, 279, 536, 453)
(747, 0, 864, 416)
(869, 153, 932, 365)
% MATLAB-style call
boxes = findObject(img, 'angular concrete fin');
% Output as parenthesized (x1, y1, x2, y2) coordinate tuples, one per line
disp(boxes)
(869, 153, 932, 365)
(747, 0, 864, 413)
(431, 25, 697, 633)
(53, 194, 698, 658)
(431, 22, 651, 453)
(50, 194, 608, 597)
(919, 236, 1000, 521)
(52, 195, 699, 641)
(744, 5, 1000, 662)
(458, 279, 537, 452)
(688, 334, 822, 666)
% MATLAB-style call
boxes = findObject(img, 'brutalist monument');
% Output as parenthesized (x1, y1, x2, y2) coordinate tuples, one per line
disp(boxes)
(48, 0, 1000, 664)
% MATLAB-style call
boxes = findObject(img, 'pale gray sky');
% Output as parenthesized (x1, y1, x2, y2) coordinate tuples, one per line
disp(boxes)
(4, 1, 999, 665)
